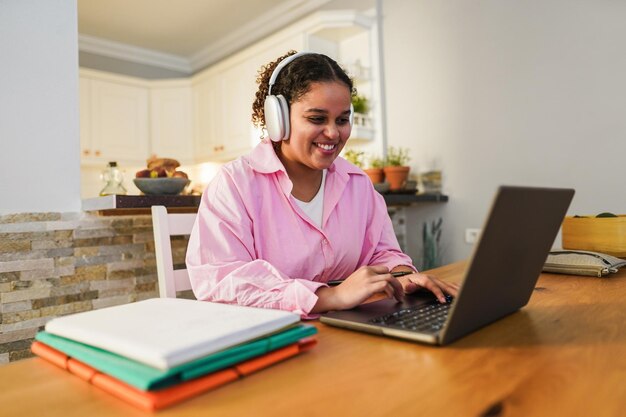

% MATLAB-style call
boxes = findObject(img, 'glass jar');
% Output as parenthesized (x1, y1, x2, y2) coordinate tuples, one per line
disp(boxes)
(99, 161, 127, 196)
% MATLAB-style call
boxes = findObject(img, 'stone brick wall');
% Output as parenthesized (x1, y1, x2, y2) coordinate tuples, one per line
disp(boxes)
(0, 212, 189, 364)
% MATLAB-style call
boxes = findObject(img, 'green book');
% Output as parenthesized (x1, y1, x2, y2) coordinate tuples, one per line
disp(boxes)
(35, 324, 316, 391)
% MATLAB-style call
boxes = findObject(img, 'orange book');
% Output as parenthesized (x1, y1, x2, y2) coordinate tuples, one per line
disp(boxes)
(32, 338, 316, 411)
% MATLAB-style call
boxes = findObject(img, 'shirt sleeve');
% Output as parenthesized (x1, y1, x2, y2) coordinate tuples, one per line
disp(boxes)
(185, 169, 326, 319)
(365, 187, 418, 273)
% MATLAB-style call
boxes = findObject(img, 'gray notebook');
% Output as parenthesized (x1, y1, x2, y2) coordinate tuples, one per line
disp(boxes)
(321, 186, 575, 345)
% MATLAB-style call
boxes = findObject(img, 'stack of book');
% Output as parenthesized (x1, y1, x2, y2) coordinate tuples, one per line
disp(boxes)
(31, 298, 317, 411)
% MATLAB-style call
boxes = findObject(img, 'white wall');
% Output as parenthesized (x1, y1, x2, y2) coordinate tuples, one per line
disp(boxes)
(383, 0, 626, 264)
(0, 0, 81, 214)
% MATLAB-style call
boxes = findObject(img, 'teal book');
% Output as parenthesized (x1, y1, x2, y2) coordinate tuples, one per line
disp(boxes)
(35, 324, 316, 391)
(43, 298, 303, 369)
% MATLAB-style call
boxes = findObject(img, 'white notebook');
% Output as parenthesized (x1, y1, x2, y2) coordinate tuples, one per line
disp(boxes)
(44, 298, 300, 370)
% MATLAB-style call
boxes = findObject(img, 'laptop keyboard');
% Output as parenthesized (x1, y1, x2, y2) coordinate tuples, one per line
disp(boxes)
(368, 295, 454, 333)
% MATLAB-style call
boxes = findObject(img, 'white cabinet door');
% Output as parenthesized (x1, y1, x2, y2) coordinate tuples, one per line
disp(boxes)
(90, 79, 150, 166)
(216, 60, 258, 160)
(193, 75, 221, 161)
(150, 85, 194, 164)
(190, 36, 305, 163)
(194, 62, 257, 163)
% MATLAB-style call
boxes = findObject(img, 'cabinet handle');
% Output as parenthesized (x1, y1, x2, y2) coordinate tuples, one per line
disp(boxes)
(95, 150, 101, 157)
(83, 150, 90, 156)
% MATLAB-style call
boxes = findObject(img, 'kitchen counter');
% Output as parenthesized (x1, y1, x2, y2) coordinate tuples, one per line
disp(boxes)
(83, 192, 448, 215)
(383, 192, 448, 205)
(82, 195, 201, 215)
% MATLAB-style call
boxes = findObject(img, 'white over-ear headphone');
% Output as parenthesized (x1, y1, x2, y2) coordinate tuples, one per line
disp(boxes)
(264, 51, 354, 142)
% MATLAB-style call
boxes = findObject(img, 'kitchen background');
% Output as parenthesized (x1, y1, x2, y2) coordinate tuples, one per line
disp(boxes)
(2, 0, 626, 271)
(2, 0, 626, 365)
(77, 0, 382, 201)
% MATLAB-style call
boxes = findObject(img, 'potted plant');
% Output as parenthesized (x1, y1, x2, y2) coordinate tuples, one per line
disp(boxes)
(422, 218, 443, 270)
(343, 149, 364, 168)
(383, 146, 411, 191)
(351, 94, 370, 127)
(351, 94, 369, 114)
(364, 155, 385, 184)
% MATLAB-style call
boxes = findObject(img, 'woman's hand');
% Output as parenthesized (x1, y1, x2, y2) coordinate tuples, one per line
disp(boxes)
(397, 272, 460, 303)
(311, 265, 404, 313)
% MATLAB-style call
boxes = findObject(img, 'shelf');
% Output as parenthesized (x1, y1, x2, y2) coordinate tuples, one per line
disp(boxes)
(82, 195, 201, 215)
(383, 193, 449, 206)
(82, 192, 447, 215)
(346, 61, 371, 82)
(349, 125, 374, 141)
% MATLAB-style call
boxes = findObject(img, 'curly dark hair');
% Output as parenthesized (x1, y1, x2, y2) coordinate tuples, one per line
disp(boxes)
(252, 50, 355, 129)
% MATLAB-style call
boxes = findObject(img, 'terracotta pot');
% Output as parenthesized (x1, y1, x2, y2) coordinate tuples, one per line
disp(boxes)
(364, 168, 384, 184)
(383, 166, 410, 191)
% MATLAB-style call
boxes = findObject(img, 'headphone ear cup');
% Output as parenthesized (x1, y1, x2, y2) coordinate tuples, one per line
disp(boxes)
(349, 103, 354, 127)
(277, 95, 290, 140)
(264, 95, 286, 142)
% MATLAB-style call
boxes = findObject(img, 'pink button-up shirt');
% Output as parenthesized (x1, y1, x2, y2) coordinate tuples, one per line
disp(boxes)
(186, 140, 415, 318)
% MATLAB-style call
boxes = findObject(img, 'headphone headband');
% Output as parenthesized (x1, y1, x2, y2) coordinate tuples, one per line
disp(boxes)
(264, 51, 352, 142)
(267, 51, 312, 96)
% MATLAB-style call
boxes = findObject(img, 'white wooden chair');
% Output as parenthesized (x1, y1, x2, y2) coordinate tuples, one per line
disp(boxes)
(151, 205, 197, 298)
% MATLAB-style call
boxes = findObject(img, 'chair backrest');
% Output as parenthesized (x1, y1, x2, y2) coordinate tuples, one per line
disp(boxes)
(151, 205, 197, 298)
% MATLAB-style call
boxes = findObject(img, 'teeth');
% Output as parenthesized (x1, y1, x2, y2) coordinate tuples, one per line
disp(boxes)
(317, 143, 335, 151)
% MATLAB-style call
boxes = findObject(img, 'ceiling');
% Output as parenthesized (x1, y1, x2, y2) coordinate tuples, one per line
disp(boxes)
(77, 0, 375, 73)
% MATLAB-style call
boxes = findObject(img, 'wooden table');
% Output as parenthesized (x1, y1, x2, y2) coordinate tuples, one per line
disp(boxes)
(1, 262, 625, 417)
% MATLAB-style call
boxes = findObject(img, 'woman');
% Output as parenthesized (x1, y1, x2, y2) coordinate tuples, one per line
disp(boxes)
(186, 51, 458, 318)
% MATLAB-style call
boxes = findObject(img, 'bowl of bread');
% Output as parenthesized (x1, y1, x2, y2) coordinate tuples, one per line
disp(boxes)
(133, 157, 190, 195)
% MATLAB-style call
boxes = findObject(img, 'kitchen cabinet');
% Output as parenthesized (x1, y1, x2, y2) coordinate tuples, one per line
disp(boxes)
(194, 60, 256, 161)
(215, 60, 258, 160)
(192, 36, 303, 161)
(80, 71, 150, 167)
(81, 71, 194, 167)
(193, 61, 257, 162)
(192, 74, 221, 161)
(150, 82, 194, 164)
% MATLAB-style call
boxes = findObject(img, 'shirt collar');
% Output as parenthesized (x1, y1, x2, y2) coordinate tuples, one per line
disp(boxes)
(243, 140, 286, 174)
(244, 140, 366, 178)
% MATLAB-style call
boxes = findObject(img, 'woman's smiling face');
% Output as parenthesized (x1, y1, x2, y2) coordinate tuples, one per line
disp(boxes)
(278, 81, 352, 172)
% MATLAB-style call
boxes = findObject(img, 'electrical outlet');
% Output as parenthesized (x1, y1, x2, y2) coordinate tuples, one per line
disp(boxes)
(465, 228, 481, 244)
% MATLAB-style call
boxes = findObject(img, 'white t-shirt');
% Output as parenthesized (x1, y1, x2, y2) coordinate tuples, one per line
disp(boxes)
(294, 169, 326, 228)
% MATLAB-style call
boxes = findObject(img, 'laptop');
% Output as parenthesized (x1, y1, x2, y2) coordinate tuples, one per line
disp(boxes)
(320, 185, 575, 345)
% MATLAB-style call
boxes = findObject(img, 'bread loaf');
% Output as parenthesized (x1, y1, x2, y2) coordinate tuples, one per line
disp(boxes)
(147, 157, 180, 172)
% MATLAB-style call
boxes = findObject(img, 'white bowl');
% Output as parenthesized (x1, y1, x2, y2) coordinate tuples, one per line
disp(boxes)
(133, 178, 190, 195)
